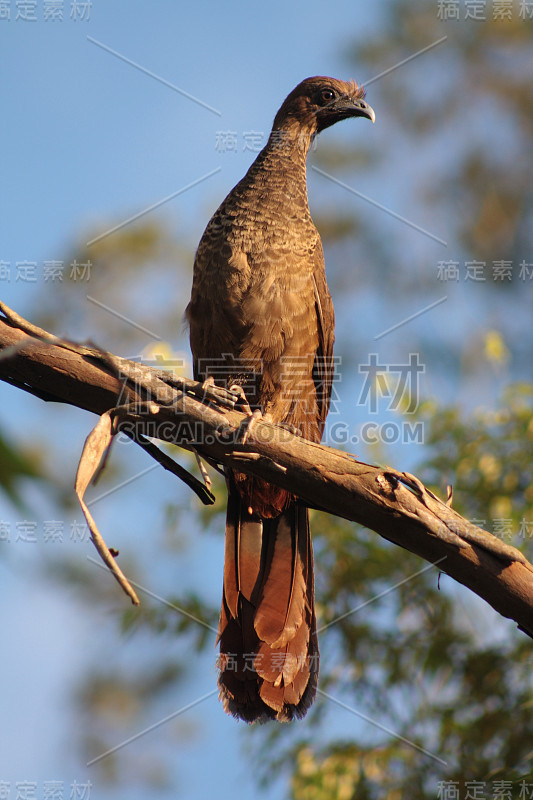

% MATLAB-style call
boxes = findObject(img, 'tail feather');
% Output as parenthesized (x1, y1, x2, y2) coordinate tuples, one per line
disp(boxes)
(254, 510, 307, 648)
(217, 480, 318, 723)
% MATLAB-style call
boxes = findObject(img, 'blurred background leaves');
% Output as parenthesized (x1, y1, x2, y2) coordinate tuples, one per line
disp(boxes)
(1, 1, 533, 797)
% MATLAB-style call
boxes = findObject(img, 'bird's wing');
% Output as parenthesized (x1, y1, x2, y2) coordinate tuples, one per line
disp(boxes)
(186, 234, 252, 383)
(312, 239, 335, 437)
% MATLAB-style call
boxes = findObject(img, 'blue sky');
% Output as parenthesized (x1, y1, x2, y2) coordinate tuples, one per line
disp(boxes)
(2, 1, 383, 272)
(1, 3, 394, 798)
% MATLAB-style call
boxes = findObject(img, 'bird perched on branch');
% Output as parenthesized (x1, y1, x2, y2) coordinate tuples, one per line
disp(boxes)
(186, 76, 374, 722)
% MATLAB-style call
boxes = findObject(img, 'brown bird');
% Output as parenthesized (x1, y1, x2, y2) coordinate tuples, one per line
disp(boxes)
(186, 76, 374, 722)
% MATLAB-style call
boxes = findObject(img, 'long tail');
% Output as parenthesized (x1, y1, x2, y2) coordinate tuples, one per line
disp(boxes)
(217, 480, 319, 723)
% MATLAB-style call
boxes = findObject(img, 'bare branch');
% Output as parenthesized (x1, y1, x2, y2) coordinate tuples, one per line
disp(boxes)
(1, 308, 532, 636)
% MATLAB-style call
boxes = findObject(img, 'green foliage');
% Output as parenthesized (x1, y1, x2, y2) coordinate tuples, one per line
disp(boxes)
(82, 383, 531, 797)
(4, 1, 533, 794)
(276, 386, 533, 798)
(417, 384, 533, 538)
(0, 428, 46, 510)
(120, 592, 219, 652)
(34, 220, 192, 354)
(349, 0, 533, 267)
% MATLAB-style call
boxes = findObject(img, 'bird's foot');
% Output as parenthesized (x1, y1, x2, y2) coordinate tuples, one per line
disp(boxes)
(227, 385, 274, 444)
(237, 409, 264, 445)
(236, 408, 276, 446)
(199, 375, 216, 401)
(228, 383, 258, 444)
(228, 383, 253, 416)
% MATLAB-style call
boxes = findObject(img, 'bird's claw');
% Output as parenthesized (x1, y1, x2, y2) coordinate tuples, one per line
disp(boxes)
(228, 383, 253, 416)
(237, 408, 264, 445)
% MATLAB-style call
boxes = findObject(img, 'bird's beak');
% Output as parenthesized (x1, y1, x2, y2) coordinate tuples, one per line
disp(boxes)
(315, 93, 376, 133)
(341, 96, 376, 124)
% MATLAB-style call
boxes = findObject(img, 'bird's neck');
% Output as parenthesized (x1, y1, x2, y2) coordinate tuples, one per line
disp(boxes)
(243, 124, 314, 210)
(267, 121, 315, 161)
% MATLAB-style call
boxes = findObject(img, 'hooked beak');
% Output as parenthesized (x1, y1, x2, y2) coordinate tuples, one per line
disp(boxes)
(337, 96, 375, 123)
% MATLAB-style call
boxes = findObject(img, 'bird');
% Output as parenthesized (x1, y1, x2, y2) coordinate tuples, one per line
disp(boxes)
(186, 76, 374, 722)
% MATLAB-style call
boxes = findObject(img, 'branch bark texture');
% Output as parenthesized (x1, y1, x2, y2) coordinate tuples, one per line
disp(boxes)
(1, 309, 532, 637)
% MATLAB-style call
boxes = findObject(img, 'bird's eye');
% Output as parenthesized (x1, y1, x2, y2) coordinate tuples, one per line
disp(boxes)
(319, 89, 335, 104)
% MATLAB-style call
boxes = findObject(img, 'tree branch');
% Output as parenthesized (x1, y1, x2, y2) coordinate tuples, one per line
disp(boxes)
(1, 306, 532, 636)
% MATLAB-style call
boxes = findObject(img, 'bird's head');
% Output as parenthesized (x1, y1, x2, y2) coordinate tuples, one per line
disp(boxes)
(272, 76, 375, 137)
